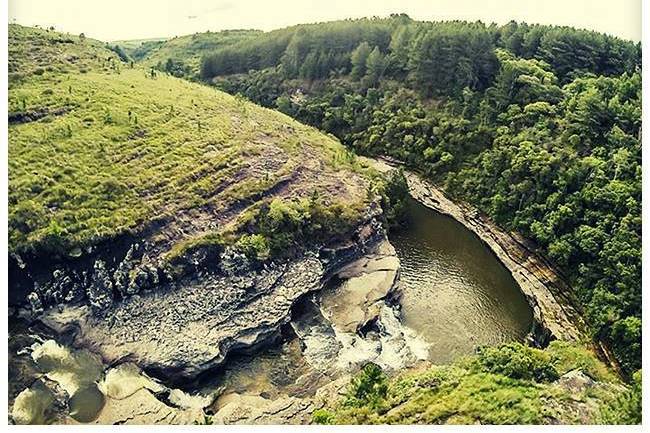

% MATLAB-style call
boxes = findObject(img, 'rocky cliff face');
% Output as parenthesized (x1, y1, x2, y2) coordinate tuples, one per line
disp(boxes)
(369, 158, 588, 346)
(12, 202, 387, 383)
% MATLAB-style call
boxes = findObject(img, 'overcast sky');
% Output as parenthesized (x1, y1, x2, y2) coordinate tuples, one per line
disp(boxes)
(8, 0, 641, 42)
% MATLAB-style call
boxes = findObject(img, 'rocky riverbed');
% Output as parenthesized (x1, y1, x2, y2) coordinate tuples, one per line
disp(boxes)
(8, 164, 590, 425)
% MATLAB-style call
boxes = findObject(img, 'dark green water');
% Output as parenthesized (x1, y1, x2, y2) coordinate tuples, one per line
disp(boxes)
(390, 198, 533, 363)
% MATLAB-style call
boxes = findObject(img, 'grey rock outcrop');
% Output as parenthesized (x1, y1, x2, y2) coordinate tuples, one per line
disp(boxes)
(86, 260, 114, 311)
(39, 205, 388, 383)
(113, 244, 139, 296)
(26, 242, 168, 317)
(557, 370, 596, 395)
(27, 292, 44, 315)
(41, 256, 324, 382)
(211, 377, 349, 425)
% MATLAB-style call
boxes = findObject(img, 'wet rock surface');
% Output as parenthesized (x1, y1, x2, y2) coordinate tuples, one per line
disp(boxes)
(8, 336, 210, 425)
(297, 239, 428, 374)
(41, 255, 325, 382)
(321, 240, 401, 333)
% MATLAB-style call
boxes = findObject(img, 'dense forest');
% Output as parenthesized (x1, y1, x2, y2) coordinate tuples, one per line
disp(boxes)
(196, 15, 642, 376)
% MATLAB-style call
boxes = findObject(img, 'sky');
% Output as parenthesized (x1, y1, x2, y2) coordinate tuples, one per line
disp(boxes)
(8, 0, 642, 42)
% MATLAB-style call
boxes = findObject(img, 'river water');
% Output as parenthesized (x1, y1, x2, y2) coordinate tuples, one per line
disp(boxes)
(390, 198, 533, 363)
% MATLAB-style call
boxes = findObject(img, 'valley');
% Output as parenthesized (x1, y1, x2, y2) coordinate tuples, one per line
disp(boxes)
(7, 13, 642, 426)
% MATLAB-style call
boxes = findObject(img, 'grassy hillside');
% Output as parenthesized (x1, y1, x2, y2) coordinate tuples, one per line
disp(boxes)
(8, 24, 368, 259)
(314, 342, 639, 425)
(8, 25, 123, 81)
(117, 30, 262, 78)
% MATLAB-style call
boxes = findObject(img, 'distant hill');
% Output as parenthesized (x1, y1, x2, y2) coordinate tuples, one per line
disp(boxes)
(115, 29, 262, 78)
(110, 37, 168, 61)
(111, 37, 168, 51)
(198, 15, 640, 86)
(9, 24, 124, 80)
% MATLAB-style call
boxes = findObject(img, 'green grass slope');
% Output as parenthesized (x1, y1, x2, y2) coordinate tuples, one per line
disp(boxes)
(8, 24, 368, 258)
(9, 25, 123, 81)
(315, 342, 639, 425)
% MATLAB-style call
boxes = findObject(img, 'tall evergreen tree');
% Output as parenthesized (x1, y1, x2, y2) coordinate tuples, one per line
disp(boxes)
(351, 41, 371, 80)
(364, 46, 386, 86)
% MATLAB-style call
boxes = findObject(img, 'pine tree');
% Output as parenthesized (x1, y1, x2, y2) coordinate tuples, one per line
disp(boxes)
(364, 47, 386, 87)
(350, 42, 371, 80)
(300, 51, 319, 80)
(281, 36, 301, 78)
(388, 25, 415, 77)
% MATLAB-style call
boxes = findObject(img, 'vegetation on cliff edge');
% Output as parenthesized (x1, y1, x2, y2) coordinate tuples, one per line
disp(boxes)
(314, 342, 638, 425)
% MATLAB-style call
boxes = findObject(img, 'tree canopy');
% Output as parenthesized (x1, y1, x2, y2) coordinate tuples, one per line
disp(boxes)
(200, 16, 641, 376)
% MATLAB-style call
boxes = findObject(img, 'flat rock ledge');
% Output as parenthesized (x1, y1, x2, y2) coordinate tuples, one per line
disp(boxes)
(210, 376, 350, 425)
(321, 239, 401, 334)
(39, 214, 386, 383)
(370, 158, 587, 344)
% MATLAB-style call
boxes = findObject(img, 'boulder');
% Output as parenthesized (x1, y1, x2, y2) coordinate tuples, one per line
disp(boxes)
(557, 369, 595, 395)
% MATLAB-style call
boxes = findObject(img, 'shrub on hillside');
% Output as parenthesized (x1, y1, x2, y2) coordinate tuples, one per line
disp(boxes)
(470, 343, 559, 382)
(344, 363, 389, 410)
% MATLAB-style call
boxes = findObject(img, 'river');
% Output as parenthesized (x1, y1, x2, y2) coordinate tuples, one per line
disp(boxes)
(390, 198, 533, 363)
(8, 193, 534, 424)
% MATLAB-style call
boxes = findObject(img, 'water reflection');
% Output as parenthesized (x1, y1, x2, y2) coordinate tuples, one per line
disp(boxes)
(390, 198, 533, 363)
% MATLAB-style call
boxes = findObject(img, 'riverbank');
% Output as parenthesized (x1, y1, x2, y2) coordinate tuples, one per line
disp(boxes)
(367, 158, 589, 346)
